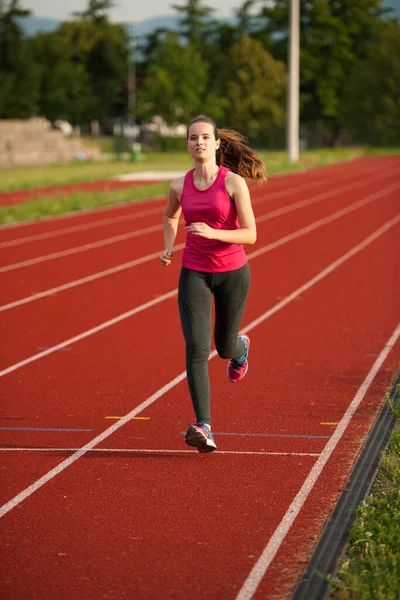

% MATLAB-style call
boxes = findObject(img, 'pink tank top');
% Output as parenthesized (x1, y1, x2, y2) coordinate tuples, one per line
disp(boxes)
(180, 166, 248, 272)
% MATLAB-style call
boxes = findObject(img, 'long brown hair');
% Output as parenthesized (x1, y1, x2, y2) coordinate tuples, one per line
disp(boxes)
(187, 115, 267, 183)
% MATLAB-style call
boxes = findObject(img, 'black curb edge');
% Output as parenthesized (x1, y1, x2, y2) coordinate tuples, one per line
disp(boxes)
(291, 372, 400, 600)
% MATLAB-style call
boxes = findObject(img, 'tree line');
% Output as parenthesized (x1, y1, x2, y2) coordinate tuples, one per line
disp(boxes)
(0, 0, 399, 147)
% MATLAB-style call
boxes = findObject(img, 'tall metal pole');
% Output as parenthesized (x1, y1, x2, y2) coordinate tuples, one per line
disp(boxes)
(287, 0, 300, 163)
(128, 38, 136, 136)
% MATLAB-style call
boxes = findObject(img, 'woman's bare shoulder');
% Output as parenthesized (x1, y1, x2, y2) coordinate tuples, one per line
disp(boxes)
(169, 174, 186, 198)
(225, 171, 245, 183)
(225, 171, 248, 194)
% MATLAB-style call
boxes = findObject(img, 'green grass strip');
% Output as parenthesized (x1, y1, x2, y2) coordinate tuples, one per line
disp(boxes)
(0, 147, 387, 193)
(328, 385, 400, 600)
(0, 154, 193, 192)
(0, 183, 170, 225)
(1, 147, 399, 225)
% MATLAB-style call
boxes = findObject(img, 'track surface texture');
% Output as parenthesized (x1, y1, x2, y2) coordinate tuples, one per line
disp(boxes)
(0, 179, 161, 206)
(1, 156, 399, 600)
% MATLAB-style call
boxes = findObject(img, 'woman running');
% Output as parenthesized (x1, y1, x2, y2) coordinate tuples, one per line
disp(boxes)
(160, 115, 267, 453)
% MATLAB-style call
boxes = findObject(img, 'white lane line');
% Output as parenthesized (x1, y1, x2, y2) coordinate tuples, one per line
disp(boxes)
(243, 215, 400, 334)
(1, 166, 397, 273)
(255, 180, 400, 225)
(0, 192, 167, 230)
(0, 245, 184, 312)
(0, 223, 163, 273)
(250, 161, 390, 208)
(0, 206, 164, 248)
(1, 203, 398, 377)
(1, 179, 398, 313)
(248, 183, 400, 261)
(0, 157, 395, 235)
(0, 447, 320, 457)
(1, 161, 385, 247)
(0, 217, 398, 518)
(235, 322, 400, 600)
(0, 288, 177, 377)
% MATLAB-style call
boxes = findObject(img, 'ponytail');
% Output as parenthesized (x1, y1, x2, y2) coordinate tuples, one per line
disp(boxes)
(217, 129, 267, 183)
(187, 115, 267, 183)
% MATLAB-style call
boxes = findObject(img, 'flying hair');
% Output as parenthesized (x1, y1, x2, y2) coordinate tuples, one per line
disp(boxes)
(187, 115, 267, 183)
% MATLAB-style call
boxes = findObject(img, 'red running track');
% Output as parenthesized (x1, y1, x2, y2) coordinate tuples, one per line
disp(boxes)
(0, 179, 165, 206)
(0, 156, 399, 600)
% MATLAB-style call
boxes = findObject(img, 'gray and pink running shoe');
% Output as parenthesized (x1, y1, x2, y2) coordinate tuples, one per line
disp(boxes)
(185, 422, 217, 453)
(227, 334, 250, 383)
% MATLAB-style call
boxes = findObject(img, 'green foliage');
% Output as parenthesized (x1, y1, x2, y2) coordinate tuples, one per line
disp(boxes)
(137, 31, 223, 125)
(0, 182, 171, 225)
(223, 36, 287, 140)
(235, 0, 260, 37)
(0, 146, 373, 195)
(0, 0, 40, 117)
(331, 492, 400, 599)
(0, 0, 129, 125)
(171, 0, 215, 46)
(28, 32, 92, 123)
(0, 0, 397, 147)
(341, 21, 400, 145)
(329, 386, 400, 599)
(72, 0, 116, 23)
(56, 17, 129, 124)
(257, 0, 391, 143)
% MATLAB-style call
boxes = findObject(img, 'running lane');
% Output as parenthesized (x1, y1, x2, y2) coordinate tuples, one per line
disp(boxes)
(0, 178, 166, 206)
(0, 168, 398, 368)
(0, 156, 394, 247)
(0, 158, 399, 599)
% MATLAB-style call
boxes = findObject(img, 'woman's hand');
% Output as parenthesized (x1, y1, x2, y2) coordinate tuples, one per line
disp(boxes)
(186, 222, 214, 239)
(160, 249, 174, 266)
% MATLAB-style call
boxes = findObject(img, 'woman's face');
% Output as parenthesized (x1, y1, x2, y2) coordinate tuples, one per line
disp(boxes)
(187, 122, 220, 161)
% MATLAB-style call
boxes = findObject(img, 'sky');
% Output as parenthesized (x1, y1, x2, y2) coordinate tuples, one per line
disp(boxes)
(24, 0, 246, 23)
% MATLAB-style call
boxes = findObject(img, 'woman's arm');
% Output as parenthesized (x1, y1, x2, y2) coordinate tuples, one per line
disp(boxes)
(160, 178, 183, 266)
(185, 173, 257, 245)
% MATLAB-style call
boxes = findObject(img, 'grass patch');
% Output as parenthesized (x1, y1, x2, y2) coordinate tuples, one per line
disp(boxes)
(1, 147, 391, 194)
(0, 154, 193, 193)
(328, 384, 400, 600)
(258, 147, 369, 172)
(0, 182, 170, 225)
(363, 147, 400, 156)
(0, 146, 398, 224)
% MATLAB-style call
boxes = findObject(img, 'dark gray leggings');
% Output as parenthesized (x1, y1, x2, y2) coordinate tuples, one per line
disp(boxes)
(178, 263, 250, 425)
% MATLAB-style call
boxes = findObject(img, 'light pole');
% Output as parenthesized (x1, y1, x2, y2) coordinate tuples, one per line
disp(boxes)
(128, 37, 136, 139)
(287, 0, 300, 163)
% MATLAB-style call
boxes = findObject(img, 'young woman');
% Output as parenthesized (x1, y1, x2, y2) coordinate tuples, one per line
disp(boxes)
(160, 115, 266, 453)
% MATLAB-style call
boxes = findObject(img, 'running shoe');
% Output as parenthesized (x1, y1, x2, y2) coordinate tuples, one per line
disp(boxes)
(185, 422, 217, 453)
(227, 334, 250, 383)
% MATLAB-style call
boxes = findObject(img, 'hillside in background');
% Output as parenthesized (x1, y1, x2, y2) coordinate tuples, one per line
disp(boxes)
(18, 1, 400, 39)
(18, 15, 183, 38)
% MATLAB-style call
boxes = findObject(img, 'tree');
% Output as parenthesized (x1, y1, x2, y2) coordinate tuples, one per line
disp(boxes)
(137, 32, 223, 126)
(0, 0, 39, 117)
(28, 31, 92, 124)
(256, 0, 390, 144)
(72, 0, 116, 23)
(222, 36, 287, 141)
(235, 0, 260, 37)
(341, 21, 400, 145)
(171, 0, 215, 47)
(57, 5, 130, 125)
(85, 23, 130, 122)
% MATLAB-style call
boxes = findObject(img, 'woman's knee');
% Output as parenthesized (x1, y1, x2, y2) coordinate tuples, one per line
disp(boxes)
(186, 343, 210, 362)
(215, 340, 233, 359)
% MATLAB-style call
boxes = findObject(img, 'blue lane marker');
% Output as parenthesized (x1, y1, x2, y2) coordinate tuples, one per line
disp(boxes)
(180, 431, 330, 439)
(0, 427, 92, 432)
